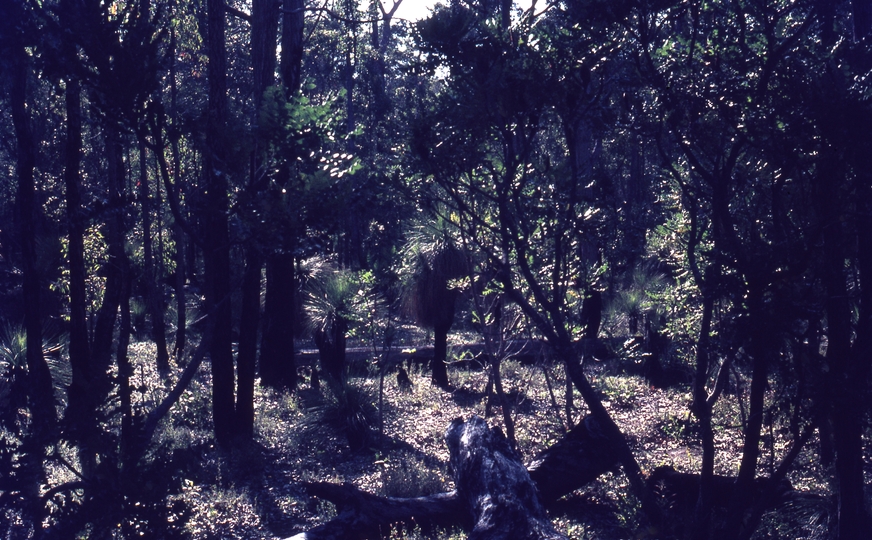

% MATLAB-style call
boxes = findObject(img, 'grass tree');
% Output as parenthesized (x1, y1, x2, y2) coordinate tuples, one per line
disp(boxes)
(303, 258, 362, 387)
(402, 220, 469, 389)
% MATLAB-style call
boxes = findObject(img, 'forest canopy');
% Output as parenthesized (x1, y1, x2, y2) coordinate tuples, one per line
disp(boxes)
(1, 0, 872, 538)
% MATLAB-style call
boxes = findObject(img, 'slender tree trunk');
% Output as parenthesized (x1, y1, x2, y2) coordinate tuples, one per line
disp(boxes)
(560, 346, 664, 530)
(139, 141, 170, 374)
(280, 0, 304, 96)
(432, 320, 451, 389)
(62, 76, 99, 479)
(117, 261, 135, 471)
(168, 21, 187, 354)
(10, 38, 55, 530)
(11, 39, 55, 435)
(257, 0, 304, 391)
(690, 289, 716, 539)
(91, 129, 126, 391)
(204, 0, 235, 448)
(814, 155, 871, 540)
(233, 0, 281, 441)
(717, 285, 769, 540)
(236, 248, 260, 440)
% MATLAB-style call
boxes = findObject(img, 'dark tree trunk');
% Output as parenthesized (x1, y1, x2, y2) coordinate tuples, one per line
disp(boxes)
(117, 260, 135, 469)
(12, 41, 55, 436)
(62, 76, 98, 478)
(258, 0, 304, 392)
(431, 319, 451, 389)
(559, 348, 664, 530)
(234, 0, 279, 441)
(717, 285, 770, 540)
(814, 153, 871, 540)
(690, 288, 717, 539)
(204, 0, 235, 448)
(314, 320, 348, 385)
(10, 37, 55, 530)
(139, 141, 170, 374)
(527, 415, 621, 506)
(236, 248, 261, 440)
(649, 466, 794, 540)
(169, 22, 187, 354)
(280, 0, 304, 96)
(91, 129, 127, 395)
(852, 0, 872, 42)
(290, 486, 464, 540)
(260, 252, 296, 389)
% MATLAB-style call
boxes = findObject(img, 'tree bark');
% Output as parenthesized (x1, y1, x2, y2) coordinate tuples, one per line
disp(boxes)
(10, 34, 55, 530)
(527, 415, 621, 506)
(204, 0, 235, 448)
(139, 140, 170, 374)
(445, 416, 567, 540)
(261, 252, 297, 389)
(280, 0, 304, 96)
(431, 319, 451, 389)
(236, 248, 261, 440)
(91, 129, 126, 394)
(168, 21, 187, 354)
(289, 415, 622, 539)
(62, 76, 98, 478)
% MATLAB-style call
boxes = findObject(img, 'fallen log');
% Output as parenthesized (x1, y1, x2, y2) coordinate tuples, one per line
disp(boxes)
(527, 414, 621, 506)
(287, 484, 463, 540)
(286, 415, 618, 539)
(647, 466, 794, 538)
(446, 416, 568, 540)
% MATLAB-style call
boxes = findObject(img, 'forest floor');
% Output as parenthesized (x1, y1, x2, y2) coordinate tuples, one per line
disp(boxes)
(113, 333, 834, 540)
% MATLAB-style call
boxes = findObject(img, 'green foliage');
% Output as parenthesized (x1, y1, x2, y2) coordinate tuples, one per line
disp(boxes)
(0, 323, 26, 369)
(302, 258, 367, 337)
(400, 217, 469, 329)
(596, 375, 643, 410)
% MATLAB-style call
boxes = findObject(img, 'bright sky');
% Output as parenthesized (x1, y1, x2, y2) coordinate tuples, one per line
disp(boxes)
(391, 0, 535, 23)
(392, 0, 444, 22)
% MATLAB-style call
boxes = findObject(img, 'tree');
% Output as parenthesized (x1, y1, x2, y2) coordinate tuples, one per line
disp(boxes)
(411, 1, 664, 526)
(2, 0, 57, 527)
(202, 0, 235, 448)
(402, 220, 468, 389)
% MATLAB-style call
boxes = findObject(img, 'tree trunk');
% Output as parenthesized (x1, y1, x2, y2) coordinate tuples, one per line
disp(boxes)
(280, 0, 304, 96)
(431, 319, 451, 389)
(169, 22, 187, 354)
(91, 129, 126, 395)
(715, 284, 770, 540)
(559, 343, 665, 530)
(314, 320, 347, 385)
(10, 36, 55, 530)
(204, 0, 235, 448)
(139, 141, 170, 374)
(527, 415, 621, 506)
(261, 252, 297, 389)
(62, 76, 98, 478)
(236, 248, 261, 440)
(648, 466, 794, 540)
(446, 416, 567, 540)
(690, 287, 716, 539)
(117, 259, 135, 469)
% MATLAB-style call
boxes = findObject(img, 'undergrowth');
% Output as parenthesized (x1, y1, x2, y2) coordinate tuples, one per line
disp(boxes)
(24, 335, 836, 540)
